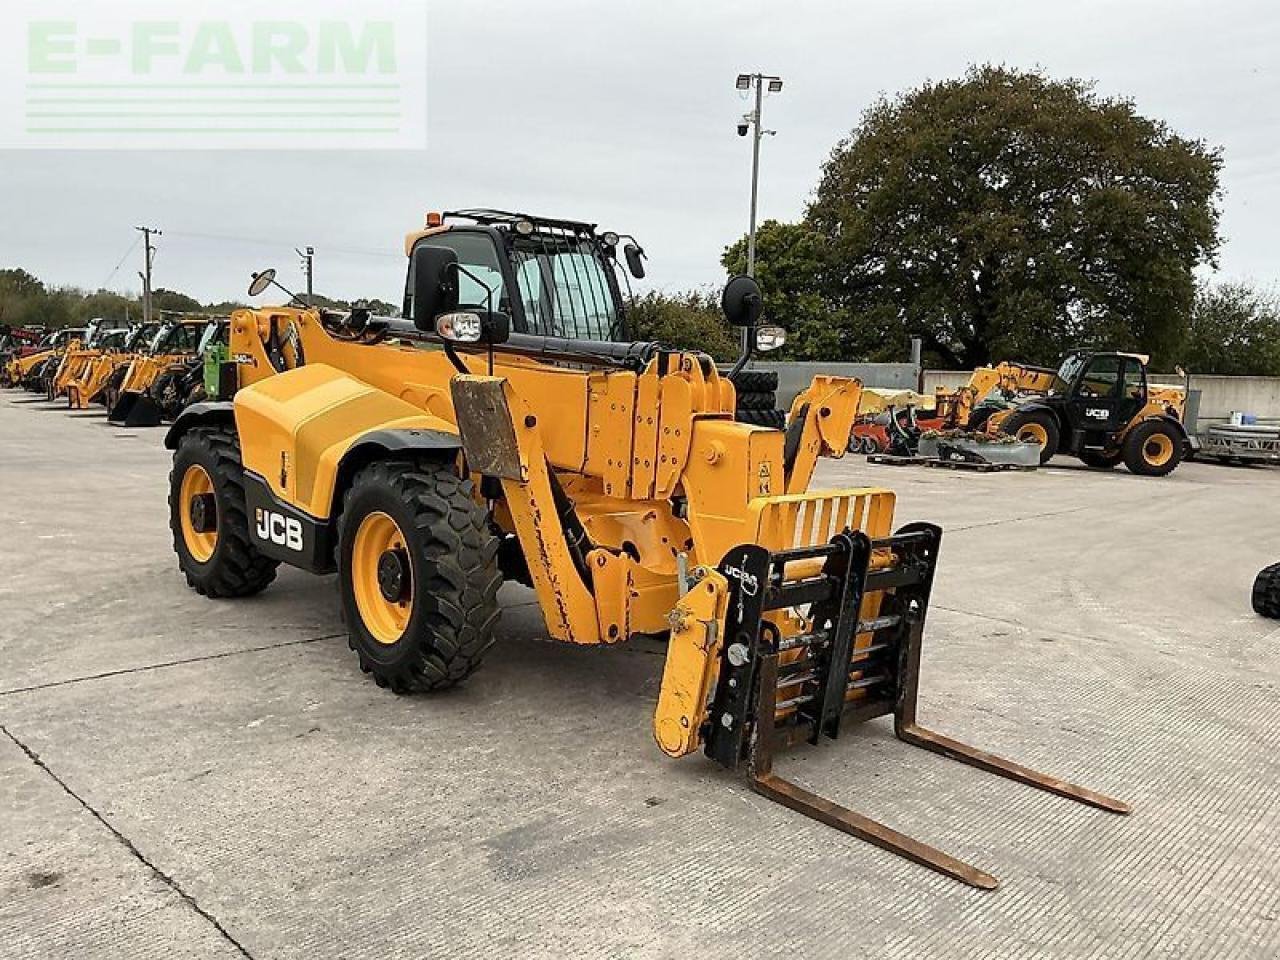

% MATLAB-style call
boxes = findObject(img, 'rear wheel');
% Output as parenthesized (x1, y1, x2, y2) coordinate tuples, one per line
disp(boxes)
(1080, 448, 1124, 470)
(1252, 564, 1280, 619)
(1000, 410, 1060, 465)
(1123, 420, 1183, 477)
(338, 460, 501, 693)
(169, 426, 279, 597)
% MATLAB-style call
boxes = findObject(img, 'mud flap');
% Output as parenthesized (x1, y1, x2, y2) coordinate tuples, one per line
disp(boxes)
(707, 523, 1130, 889)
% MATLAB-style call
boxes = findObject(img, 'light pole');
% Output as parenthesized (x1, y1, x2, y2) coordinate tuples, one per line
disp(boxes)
(736, 73, 783, 277)
(297, 246, 315, 305)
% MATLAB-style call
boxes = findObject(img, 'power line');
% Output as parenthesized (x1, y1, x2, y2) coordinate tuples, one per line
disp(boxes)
(164, 228, 400, 260)
(101, 233, 142, 289)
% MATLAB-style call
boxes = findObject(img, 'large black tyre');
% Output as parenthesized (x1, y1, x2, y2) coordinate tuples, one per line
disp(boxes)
(1252, 563, 1280, 619)
(1000, 409, 1060, 465)
(736, 390, 776, 411)
(1122, 420, 1183, 477)
(737, 408, 787, 430)
(1080, 448, 1124, 470)
(338, 460, 501, 693)
(169, 426, 279, 597)
(725, 368, 779, 393)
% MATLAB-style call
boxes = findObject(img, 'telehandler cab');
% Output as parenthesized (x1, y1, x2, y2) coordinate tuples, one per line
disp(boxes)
(165, 209, 1127, 888)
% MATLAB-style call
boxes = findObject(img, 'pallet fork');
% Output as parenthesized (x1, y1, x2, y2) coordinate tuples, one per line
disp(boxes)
(704, 524, 1129, 889)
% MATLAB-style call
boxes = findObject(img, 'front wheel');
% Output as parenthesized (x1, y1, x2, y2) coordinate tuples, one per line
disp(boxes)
(1123, 420, 1183, 477)
(338, 460, 502, 693)
(1000, 410, 1060, 465)
(169, 426, 279, 597)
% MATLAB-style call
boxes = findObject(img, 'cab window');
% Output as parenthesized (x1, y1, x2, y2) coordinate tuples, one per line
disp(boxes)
(1077, 356, 1122, 398)
(1122, 360, 1146, 401)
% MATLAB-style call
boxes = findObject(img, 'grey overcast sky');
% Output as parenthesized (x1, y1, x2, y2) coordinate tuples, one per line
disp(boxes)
(2, 0, 1278, 307)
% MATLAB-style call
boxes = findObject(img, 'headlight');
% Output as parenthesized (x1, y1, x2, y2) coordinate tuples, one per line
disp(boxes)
(435, 311, 483, 343)
(755, 325, 787, 352)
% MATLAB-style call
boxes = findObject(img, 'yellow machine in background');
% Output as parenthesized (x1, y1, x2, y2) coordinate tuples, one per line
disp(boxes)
(65, 323, 156, 409)
(164, 209, 1127, 888)
(5, 327, 84, 391)
(108, 316, 214, 426)
(49, 322, 129, 401)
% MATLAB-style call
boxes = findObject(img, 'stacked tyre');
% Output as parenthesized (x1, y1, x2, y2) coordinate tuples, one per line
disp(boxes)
(725, 367, 786, 430)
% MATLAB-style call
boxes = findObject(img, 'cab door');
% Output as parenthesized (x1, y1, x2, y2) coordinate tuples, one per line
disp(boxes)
(1067, 355, 1126, 433)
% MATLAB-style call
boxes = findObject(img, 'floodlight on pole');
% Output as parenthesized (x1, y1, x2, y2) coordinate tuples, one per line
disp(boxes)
(733, 73, 783, 277)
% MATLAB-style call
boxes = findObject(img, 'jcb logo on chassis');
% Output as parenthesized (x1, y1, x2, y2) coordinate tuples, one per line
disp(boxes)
(1085, 408, 1110, 420)
(255, 508, 303, 552)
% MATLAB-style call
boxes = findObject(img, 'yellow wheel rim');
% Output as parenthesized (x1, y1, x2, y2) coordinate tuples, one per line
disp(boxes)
(1017, 422, 1049, 448)
(1144, 432, 1174, 467)
(179, 464, 218, 563)
(351, 511, 413, 646)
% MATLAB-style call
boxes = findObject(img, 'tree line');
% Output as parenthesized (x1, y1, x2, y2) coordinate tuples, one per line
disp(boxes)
(0, 267, 399, 331)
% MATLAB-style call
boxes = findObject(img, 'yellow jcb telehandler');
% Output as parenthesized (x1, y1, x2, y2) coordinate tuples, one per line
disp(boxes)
(164, 209, 1127, 888)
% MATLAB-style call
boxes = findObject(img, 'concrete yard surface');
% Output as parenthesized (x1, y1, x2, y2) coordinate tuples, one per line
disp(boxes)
(2, 390, 1278, 959)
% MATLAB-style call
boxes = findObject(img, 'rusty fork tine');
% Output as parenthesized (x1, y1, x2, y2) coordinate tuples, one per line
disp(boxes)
(750, 772, 1000, 889)
(895, 723, 1131, 814)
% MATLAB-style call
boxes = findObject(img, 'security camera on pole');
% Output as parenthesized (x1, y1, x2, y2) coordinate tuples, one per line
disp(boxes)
(735, 73, 783, 277)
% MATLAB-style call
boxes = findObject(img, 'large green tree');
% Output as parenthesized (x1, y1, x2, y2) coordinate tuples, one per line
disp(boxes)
(626, 289, 739, 360)
(721, 219, 853, 360)
(805, 65, 1222, 368)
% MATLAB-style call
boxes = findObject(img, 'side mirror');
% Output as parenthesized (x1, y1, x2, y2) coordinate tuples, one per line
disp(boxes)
(623, 243, 646, 280)
(248, 269, 277, 298)
(409, 245, 460, 331)
(721, 274, 764, 327)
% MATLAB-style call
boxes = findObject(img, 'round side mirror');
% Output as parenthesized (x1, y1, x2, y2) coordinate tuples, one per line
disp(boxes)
(721, 275, 764, 327)
(248, 269, 277, 298)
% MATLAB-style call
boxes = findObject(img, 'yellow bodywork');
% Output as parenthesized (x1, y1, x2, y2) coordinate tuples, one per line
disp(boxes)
(67, 352, 131, 408)
(8, 345, 61, 385)
(224, 304, 901, 758)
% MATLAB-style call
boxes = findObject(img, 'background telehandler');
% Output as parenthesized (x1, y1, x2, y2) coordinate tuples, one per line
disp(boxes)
(164, 209, 1127, 888)
(986, 350, 1191, 474)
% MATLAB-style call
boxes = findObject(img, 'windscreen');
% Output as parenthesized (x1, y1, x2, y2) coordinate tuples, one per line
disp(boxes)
(511, 235, 621, 341)
(1051, 353, 1088, 395)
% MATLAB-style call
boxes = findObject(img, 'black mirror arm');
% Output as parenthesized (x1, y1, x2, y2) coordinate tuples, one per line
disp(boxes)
(727, 324, 755, 381)
(439, 262, 496, 375)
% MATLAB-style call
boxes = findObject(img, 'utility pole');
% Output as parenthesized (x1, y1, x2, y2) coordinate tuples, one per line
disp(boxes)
(735, 73, 783, 277)
(135, 226, 161, 323)
(297, 246, 314, 305)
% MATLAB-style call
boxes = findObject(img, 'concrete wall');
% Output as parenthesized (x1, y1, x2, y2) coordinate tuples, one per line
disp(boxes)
(756, 363, 1280, 429)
